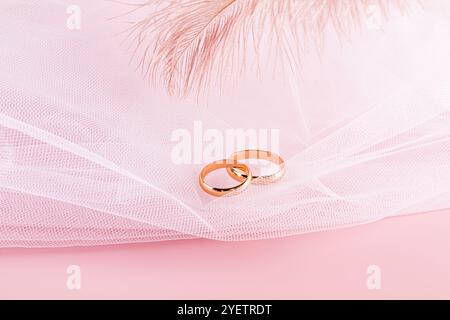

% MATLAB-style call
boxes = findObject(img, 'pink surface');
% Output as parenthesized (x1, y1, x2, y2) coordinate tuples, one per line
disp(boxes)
(1, 209, 450, 300)
(1, 1, 450, 299)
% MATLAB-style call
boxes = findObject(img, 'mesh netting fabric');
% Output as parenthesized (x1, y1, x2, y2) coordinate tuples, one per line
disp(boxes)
(0, 0, 449, 247)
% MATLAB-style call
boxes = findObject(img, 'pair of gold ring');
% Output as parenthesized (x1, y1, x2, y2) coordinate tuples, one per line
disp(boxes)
(199, 150, 285, 197)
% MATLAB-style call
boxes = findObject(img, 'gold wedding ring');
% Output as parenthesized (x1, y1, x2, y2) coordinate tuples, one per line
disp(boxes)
(199, 150, 285, 197)
(199, 160, 253, 197)
(227, 150, 285, 184)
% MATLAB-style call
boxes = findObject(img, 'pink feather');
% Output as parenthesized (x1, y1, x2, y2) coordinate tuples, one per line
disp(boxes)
(121, 0, 417, 97)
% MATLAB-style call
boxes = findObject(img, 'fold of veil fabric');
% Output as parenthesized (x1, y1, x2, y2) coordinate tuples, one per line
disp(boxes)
(1, 0, 450, 247)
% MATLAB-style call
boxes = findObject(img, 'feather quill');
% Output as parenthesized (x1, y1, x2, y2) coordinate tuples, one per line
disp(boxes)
(121, 0, 416, 97)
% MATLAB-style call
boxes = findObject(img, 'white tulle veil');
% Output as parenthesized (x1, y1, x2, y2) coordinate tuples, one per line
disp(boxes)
(0, 0, 449, 246)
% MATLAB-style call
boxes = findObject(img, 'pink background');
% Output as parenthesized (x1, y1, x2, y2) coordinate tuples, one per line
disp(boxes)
(1, 209, 450, 300)
(1, 1, 449, 300)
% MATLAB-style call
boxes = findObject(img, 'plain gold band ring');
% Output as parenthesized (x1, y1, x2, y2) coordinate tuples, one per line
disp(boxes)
(199, 160, 253, 197)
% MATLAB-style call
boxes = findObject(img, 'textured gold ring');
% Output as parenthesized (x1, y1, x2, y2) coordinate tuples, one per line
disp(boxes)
(227, 150, 285, 184)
